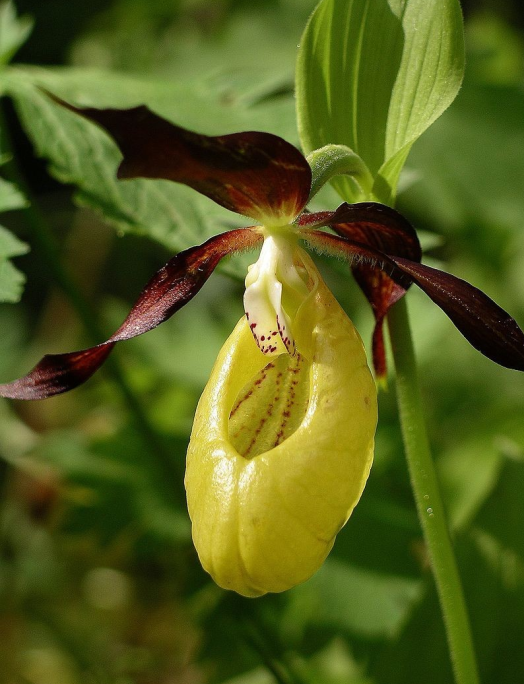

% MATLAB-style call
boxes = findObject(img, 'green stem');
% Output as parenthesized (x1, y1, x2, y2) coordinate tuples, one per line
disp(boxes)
(0, 104, 180, 504)
(306, 144, 374, 201)
(388, 298, 480, 684)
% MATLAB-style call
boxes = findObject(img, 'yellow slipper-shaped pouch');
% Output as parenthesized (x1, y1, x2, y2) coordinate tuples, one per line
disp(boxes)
(185, 252, 377, 597)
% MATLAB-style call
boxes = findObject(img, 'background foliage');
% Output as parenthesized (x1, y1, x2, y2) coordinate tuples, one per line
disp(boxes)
(0, 0, 523, 682)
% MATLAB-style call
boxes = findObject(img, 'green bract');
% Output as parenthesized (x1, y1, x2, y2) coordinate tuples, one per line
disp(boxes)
(296, 0, 465, 205)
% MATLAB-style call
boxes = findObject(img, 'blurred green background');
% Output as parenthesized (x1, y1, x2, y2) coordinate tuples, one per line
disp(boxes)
(0, 0, 523, 682)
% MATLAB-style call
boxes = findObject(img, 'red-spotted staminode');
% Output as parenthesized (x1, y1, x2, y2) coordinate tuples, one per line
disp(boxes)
(1, 96, 523, 595)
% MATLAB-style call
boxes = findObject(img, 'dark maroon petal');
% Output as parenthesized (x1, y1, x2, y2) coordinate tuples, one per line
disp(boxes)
(0, 228, 262, 400)
(0, 345, 116, 400)
(361, 276, 405, 379)
(299, 203, 421, 378)
(303, 229, 524, 372)
(46, 92, 311, 224)
(300, 229, 400, 282)
(391, 257, 524, 372)
(110, 228, 261, 341)
(301, 228, 402, 378)
(297, 211, 334, 228)
(298, 202, 421, 260)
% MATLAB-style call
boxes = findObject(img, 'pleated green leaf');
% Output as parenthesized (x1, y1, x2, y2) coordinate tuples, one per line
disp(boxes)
(296, 0, 465, 204)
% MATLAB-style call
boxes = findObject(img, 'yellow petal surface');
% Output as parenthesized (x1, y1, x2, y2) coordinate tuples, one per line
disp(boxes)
(185, 253, 377, 597)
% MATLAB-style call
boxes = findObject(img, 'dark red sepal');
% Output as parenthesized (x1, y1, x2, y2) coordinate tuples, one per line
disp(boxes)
(302, 229, 524, 372)
(356, 273, 404, 379)
(46, 92, 311, 225)
(299, 203, 422, 378)
(0, 345, 115, 400)
(391, 257, 524, 372)
(298, 202, 421, 261)
(0, 228, 262, 400)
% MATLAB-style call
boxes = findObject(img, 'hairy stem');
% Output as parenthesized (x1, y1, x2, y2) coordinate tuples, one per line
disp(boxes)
(306, 144, 374, 202)
(388, 297, 480, 684)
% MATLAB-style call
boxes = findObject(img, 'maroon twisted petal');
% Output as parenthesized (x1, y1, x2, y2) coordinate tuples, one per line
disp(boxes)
(46, 92, 311, 225)
(0, 228, 262, 399)
(300, 203, 422, 377)
(302, 229, 524, 372)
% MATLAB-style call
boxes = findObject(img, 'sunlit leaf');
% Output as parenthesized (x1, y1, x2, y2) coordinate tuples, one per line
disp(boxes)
(296, 0, 465, 204)
(286, 558, 421, 638)
(401, 79, 524, 235)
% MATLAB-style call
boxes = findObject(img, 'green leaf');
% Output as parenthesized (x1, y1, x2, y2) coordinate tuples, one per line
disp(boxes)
(0, 222, 27, 259)
(475, 450, 524, 563)
(35, 428, 190, 546)
(296, 0, 465, 204)
(401, 79, 524, 235)
(285, 558, 421, 639)
(0, 256, 25, 301)
(437, 435, 504, 533)
(0, 1, 33, 68)
(0, 177, 29, 303)
(0, 174, 27, 212)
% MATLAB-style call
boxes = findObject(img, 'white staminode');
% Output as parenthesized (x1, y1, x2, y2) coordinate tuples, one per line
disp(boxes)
(244, 232, 309, 356)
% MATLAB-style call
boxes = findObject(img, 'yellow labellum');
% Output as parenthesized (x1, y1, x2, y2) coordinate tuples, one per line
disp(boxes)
(185, 253, 377, 597)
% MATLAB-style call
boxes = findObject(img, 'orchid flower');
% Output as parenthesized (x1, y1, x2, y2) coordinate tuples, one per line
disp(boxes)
(1, 98, 523, 597)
